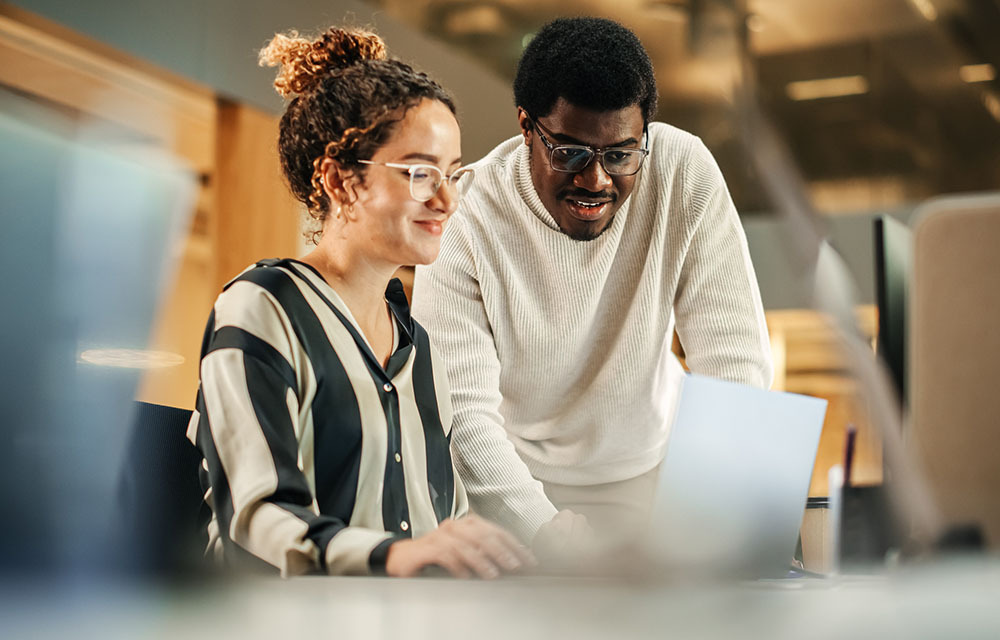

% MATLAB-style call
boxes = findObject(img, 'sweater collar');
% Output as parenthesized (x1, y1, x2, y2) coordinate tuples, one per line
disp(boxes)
(513, 141, 633, 239)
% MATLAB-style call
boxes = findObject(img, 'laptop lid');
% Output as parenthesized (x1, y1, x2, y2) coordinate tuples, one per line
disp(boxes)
(648, 374, 827, 578)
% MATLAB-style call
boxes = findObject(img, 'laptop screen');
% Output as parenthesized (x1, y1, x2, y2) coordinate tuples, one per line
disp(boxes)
(648, 375, 827, 578)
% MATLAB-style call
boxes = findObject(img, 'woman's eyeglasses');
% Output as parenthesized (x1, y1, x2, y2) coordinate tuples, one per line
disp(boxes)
(358, 160, 475, 203)
(526, 113, 649, 176)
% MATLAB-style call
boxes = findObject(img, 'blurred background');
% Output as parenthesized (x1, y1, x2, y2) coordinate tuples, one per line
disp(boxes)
(1, 0, 998, 576)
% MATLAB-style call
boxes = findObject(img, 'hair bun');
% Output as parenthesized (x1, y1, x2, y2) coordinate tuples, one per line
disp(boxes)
(259, 27, 387, 98)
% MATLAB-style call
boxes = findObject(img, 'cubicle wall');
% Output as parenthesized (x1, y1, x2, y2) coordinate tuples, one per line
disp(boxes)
(910, 194, 1000, 548)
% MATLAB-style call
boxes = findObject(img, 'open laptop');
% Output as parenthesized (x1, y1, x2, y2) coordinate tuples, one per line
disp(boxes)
(647, 374, 827, 578)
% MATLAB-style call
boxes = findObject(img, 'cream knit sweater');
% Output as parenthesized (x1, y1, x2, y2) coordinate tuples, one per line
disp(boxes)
(412, 122, 772, 542)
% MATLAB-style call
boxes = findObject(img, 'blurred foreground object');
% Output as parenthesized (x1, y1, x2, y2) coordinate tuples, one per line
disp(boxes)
(909, 194, 1000, 549)
(0, 86, 194, 577)
(734, 70, 944, 556)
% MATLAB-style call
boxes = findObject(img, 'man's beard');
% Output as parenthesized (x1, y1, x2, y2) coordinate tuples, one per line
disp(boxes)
(560, 213, 616, 242)
(528, 149, 617, 242)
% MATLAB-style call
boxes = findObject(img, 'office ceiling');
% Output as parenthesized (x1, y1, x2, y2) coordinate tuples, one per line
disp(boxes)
(364, 0, 1000, 214)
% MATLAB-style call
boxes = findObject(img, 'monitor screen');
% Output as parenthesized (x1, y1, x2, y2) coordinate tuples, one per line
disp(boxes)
(873, 215, 912, 407)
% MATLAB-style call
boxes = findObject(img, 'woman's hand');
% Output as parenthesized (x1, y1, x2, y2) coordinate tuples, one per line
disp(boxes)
(385, 515, 535, 579)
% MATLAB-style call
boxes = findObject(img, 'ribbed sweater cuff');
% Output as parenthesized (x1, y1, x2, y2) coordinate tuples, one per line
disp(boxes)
(476, 494, 558, 544)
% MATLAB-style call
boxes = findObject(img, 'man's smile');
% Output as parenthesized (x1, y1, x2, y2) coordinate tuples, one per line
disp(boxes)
(562, 190, 616, 222)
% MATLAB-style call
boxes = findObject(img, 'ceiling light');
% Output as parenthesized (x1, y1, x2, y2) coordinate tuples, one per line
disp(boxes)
(79, 348, 185, 369)
(746, 14, 765, 33)
(908, 0, 938, 21)
(441, 5, 507, 37)
(983, 91, 1000, 123)
(786, 75, 869, 101)
(644, 0, 688, 21)
(960, 63, 997, 83)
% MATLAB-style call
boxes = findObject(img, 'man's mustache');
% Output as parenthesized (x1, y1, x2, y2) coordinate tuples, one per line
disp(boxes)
(559, 189, 616, 201)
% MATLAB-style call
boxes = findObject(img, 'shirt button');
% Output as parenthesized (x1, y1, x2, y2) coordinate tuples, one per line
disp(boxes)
(394, 452, 401, 463)
(383, 383, 393, 392)
(400, 520, 409, 531)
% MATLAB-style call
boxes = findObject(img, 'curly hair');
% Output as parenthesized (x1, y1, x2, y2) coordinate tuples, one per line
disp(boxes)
(513, 17, 657, 123)
(259, 27, 455, 242)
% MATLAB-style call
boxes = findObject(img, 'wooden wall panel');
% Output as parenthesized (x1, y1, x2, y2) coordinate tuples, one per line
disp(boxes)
(213, 100, 302, 293)
(0, 10, 216, 175)
(139, 101, 302, 408)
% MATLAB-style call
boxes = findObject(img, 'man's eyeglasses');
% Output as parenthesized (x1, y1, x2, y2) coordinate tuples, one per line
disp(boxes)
(527, 113, 649, 176)
(357, 160, 475, 203)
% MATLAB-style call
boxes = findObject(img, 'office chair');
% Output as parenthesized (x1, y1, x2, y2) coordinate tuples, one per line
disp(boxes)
(116, 401, 209, 577)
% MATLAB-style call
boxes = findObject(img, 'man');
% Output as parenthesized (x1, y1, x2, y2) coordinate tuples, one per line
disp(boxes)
(412, 17, 772, 545)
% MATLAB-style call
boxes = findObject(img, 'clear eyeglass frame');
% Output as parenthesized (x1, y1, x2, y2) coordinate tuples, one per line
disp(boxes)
(357, 160, 475, 203)
(527, 113, 649, 176)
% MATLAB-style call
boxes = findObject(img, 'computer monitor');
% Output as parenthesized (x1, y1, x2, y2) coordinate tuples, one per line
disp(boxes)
(0, 86, 194, 575)
(873, 215, 912, 407)
(833, 216, 912, 565)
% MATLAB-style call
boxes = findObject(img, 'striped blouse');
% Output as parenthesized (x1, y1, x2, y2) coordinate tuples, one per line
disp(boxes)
(187, 258, 468, 576)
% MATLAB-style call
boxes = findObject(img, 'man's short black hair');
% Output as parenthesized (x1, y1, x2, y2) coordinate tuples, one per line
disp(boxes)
(514, 17, 658, 122)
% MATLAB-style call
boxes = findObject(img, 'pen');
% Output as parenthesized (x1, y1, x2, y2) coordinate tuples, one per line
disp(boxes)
(843, 424, 857, 488)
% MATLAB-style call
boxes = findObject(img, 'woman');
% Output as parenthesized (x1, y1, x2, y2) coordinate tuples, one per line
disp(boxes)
(187, 26, 532, 578)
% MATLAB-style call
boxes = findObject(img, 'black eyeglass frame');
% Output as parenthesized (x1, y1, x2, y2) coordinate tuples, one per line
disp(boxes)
(525, 112, 650, 176)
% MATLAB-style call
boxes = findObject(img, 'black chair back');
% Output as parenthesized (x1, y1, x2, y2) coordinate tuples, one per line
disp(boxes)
(116, 401, 209, 577)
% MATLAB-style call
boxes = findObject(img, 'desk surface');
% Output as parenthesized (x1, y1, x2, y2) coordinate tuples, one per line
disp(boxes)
(3, 558, 1000, 639)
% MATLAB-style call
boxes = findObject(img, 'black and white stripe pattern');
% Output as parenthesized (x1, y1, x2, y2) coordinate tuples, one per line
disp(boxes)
(187, 258, 467, 576)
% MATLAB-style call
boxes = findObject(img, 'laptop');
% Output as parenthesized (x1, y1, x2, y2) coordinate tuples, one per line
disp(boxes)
(647, 374, 827, 578)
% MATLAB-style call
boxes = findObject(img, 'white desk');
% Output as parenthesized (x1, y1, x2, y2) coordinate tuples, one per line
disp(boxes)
(3, 558, 999, 639)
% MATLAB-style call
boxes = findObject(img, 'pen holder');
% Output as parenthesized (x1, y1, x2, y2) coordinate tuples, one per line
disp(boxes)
(837, 483, 898, 571)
